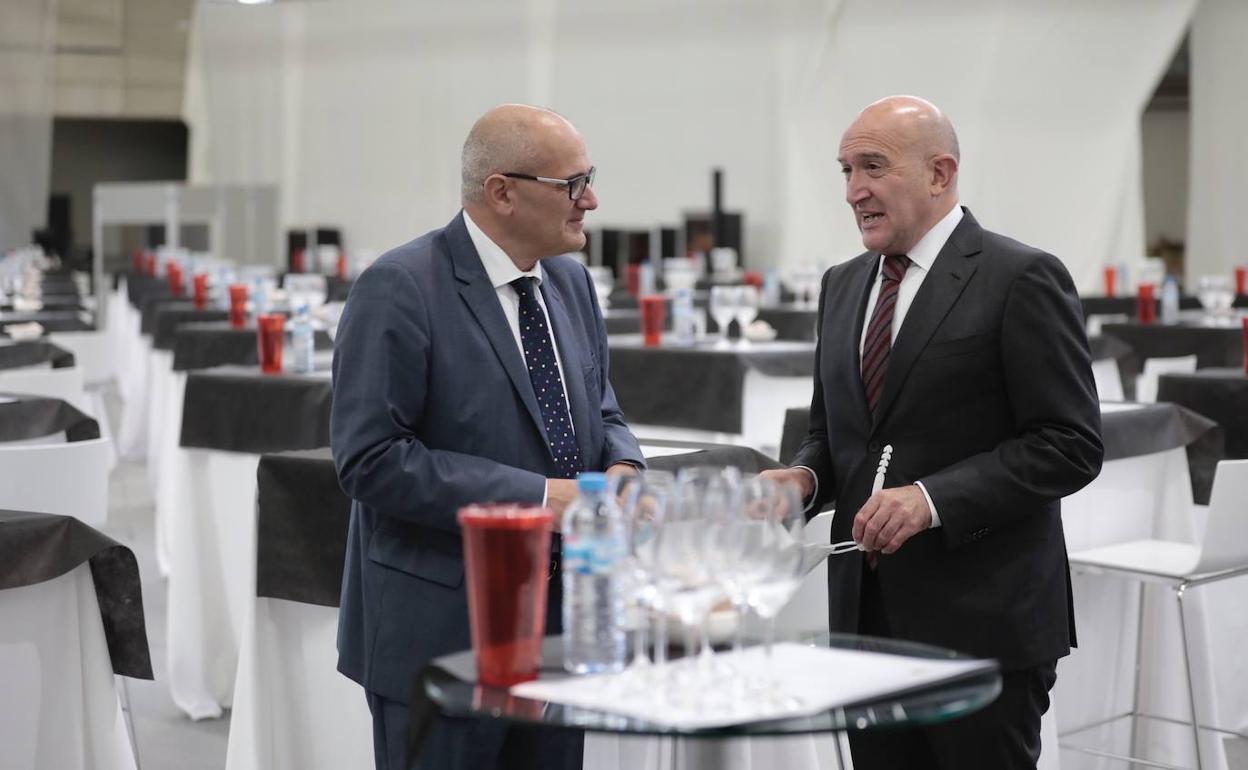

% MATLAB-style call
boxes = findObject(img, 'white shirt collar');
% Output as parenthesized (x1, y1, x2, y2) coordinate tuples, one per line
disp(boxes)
(462, 209, 543, 289)
(896, 203, 963, 272)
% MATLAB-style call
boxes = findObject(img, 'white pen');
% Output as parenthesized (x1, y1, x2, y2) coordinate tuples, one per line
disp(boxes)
(871, 444, 893, 494)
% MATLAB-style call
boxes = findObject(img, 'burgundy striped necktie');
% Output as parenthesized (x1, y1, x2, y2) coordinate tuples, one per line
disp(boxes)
(861, 254, 912, 414)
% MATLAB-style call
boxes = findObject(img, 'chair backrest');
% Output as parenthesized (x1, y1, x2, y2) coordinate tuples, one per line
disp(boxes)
(0, 437, 111, 526)
(1136, 354, 1197, 403)
(1091, 358, 1125, 401)
(774, 509, 835, 637)
(0, 365, 87, 411)
(48, 331, 114, 387)
(1194, 459, 1248, 574)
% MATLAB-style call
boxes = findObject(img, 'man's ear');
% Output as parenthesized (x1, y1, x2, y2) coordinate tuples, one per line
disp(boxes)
(930, 154, 958, 195)
(482, 175, 514, 215)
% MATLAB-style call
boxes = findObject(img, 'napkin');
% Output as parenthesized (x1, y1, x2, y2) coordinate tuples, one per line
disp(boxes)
(4, 322, 45, 341)
(744, 320, 778, 342)
(12, 296, 44, 312)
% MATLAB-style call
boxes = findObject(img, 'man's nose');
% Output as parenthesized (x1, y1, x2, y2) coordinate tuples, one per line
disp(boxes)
(578, 184, 599, 211)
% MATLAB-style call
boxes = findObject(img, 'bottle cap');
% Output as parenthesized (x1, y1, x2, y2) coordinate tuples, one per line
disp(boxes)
(576, 472, 607, 493)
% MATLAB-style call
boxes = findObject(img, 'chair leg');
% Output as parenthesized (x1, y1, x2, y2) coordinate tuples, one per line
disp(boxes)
(1174, 583, 1203, 770)
(117, 675, 142, 770)
(1130, 580, 1147, 764)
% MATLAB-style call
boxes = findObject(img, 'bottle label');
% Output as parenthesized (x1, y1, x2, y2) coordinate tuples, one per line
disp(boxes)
(563, 536, 622, 576)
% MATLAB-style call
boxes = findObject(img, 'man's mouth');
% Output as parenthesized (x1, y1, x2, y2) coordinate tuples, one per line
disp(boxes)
(861, 212, 884, 224)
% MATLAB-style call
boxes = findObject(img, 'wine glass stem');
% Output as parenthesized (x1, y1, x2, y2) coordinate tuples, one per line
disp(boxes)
(653, 611, 668, 667)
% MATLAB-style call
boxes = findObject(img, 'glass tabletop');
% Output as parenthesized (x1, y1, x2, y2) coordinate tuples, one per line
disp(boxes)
(418, 632, 1001, 738)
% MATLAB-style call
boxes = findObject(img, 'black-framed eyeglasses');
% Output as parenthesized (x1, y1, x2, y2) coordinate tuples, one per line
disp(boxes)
(500, 166, 596, 201)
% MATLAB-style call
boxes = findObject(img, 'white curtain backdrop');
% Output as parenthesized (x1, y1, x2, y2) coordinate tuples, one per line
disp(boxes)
(0, 0, 57, 253)
(1185, 0, 1248, 282)
(184, 0, 1193, 288)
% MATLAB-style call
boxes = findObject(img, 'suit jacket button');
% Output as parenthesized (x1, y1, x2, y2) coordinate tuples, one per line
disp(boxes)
(867, 441, 881, 453)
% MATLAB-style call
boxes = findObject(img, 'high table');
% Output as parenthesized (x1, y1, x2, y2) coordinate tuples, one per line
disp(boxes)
(0, 340, 76, 370)
(0, 309, 95, 333)
(225, 442, 798, 770)
(1157, 369, 1248, 460)
(411, 634, 999, 770)
(1100, 320, 1245, 388)
(0, 510, 152, 770)
(607, 335, 815, 452)
(172, 321, 334, 372)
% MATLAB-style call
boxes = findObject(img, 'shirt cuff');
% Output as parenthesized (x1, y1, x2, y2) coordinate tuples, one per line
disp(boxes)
(792, 465, 820, 513)
(915, 480, 940, 528)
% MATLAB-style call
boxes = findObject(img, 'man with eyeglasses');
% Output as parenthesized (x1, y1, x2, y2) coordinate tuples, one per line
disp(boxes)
(331, 104, 643, 770)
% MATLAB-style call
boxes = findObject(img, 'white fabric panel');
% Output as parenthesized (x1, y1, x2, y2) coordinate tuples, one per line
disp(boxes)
(0, 565, 138, 770)
(1185, 0, 1248, 282)
(777, 0, 1194, 288)
(186, 0, 1188, 280)
(0, 0, 55, 253)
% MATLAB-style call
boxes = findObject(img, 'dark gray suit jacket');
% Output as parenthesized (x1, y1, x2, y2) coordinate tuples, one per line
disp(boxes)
(791, 208, 1103, 671)
(331, 212, 644, 703)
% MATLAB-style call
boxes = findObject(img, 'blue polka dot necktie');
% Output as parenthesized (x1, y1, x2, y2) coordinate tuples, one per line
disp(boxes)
(511, 277, 583, 479)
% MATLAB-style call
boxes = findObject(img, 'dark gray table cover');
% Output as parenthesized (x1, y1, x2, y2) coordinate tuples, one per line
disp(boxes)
(0, 341, 75, 370)
(126, 272, 171, 309)
(0, 394, 100, 442)
(172, 321, 334, 371)
(0, 294, 84, 311)
(1080, 295, 1203, 320)
(0, 510, 153, 679)
(608, 335, 815, 434)
(1101, 321, 1244, 382)
(1158, 369, 1248, 458)
(0, 310, 94, 333)
(139, 295, 187, 336)
(253, 443, 781, 608)
(151, 305, 230, 351)
(780, 402, 1222, 504)
(179, 364, 333, 453)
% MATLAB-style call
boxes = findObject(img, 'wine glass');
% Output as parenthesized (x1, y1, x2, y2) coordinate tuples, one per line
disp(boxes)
(1199, 275, 1235, 324)
(709, 286, 738, 345)
(734, 286, 760, 344)
(587, 266, 614, 309)
(614, 470, 676, 689)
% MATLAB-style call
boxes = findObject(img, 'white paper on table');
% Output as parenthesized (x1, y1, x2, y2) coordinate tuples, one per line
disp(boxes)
(511, 643, 994, 730)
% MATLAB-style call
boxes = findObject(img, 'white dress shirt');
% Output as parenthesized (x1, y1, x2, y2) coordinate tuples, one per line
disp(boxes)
(800, 204, 964, 528)
(463, 211, 577, 500)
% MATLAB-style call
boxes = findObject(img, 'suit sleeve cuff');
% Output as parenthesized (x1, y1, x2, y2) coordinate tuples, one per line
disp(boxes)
(792, 465, 820, 513)
(915, 480, 941, 528)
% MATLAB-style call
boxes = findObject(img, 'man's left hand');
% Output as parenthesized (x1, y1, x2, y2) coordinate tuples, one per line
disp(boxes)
(852, 484, 932, 554)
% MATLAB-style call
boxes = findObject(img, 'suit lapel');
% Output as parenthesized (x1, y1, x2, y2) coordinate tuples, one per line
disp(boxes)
(872, 210, 983, 426)
(830, 254, 879, 432)
(447, 213, 550, 448)
(540, 280, 594, 466)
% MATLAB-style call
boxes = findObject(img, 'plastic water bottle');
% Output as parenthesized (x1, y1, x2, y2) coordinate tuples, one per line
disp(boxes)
(1161, 275, 1180, 325)
(290, 304, 315, 373)
(562, 472, 627, 674)
(252, 276, 269, 316)
(671, 286, 696, 346)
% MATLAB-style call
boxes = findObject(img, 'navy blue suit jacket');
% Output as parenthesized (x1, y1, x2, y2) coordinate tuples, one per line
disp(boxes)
(331, 212, 644, 703)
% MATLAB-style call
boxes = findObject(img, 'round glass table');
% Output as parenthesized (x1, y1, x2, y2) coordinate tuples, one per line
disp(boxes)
(411, 633, 1001, 769)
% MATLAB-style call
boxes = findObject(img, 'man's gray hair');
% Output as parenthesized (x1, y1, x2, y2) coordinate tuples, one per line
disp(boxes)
(461, 120, 538, 204)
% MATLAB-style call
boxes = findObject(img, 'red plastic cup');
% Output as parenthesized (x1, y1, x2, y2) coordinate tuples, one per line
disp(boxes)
(192, 273, 209, 310)
(291, 248, 305, 274)
(1236, 266, 1246, 297)
(638, 294, 665, 347)
(145, 253, 157, 277)
(167, 263, 184, 297)
(336, 252, 348, 281)
(132, 250, 144, 273)
(743, 271, 763, 288)
(626, 263, 641, 297)
(457, 504, 553, 687)
(1242, 317, 1248, 375)
(256, 313, 285, 374)
(1103, 266, 1117, 298)
(1136, 283, 1156, 325)
(228, 284, 248, 328)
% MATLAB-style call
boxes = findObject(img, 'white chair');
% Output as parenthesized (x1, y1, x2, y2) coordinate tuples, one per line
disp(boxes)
(1135, 354, 1196, 404)
(0, 364, 88, 412)
(0, 438, 112, 526)
(1091, 357, 1125, 401)
(775, 509, 833, 637)
(1063, 459, 1248, 769)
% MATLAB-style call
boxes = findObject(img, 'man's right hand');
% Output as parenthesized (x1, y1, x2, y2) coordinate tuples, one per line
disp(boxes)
(544, 478, 579, 525)
(759, 467, 816, 503)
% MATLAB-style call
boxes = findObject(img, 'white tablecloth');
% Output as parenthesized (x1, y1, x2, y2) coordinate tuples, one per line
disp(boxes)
(0, 564, 137, 770)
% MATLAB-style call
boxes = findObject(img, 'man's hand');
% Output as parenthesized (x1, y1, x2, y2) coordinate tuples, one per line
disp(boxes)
(759, 467, 815, 503)
(852, 484, 932, 554)
(544, 478, 578, 526)
(605, 462, 639, 480)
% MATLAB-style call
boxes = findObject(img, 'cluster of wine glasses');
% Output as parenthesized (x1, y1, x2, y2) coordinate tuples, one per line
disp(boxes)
(611, 466, 810, 714)
(708, 285, 760, 346)
(785, 264, 822, 309)
(1197, 275, 1236, 324)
